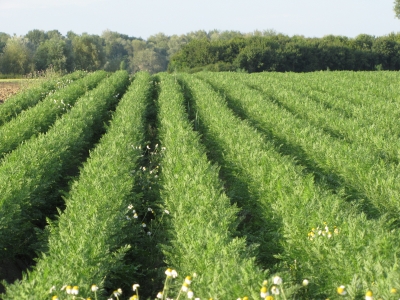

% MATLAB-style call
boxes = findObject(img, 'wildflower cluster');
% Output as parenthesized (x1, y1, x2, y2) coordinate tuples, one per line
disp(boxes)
(132, 143, 165, 192)
(125, 144, 169, 238)
(125, 203, 170, 238)
(47, 273, 400, 300)
(334, 285, 399, 299)
(258, 276, 287, 300)
(49, 284, 85, 300)
(336, 285, 347, 296)
(49, 283, 129, 300)
(129, 284, 140, 300)
(307, 222, 339, 240)
(53, 98, 73, 111)
(110, 288, 123, 299)
(156, 268, 198, 300)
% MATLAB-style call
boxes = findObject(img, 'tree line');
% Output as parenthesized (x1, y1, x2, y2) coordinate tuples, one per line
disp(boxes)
(0, 29, 185, 76)
(1, 29, 400, 76)
(169, 32, 400, 73)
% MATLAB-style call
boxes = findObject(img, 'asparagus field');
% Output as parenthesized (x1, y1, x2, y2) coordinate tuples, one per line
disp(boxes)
(0, 70, 399, 300)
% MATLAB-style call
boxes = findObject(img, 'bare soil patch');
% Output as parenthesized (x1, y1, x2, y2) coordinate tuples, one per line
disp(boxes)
(0, 82, 21, 104)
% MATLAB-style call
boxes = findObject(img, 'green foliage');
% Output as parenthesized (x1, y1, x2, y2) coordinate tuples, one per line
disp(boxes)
(101, 29, 134, 72)
(1, 70, 400, 299)
(3, 29, 400, 76)
(0, 71, 129, 262)
(0, 36, 33, 74)
(130, 48, 167, 74)
(188, 72, 400, 298)
(3, 71, 151, 300)
(25, 29, 48, 49)
(34, 37, 72, 72)
(69, 33, 106, 71)
(395, 0, 400, 18)
(0, 70, 86, 126)
(225, 71, 400, 220)
(0, 32, 10, 53)
(0, 70, 107, 158)
(156, 73, 265, 299)
(169, 33, 400, 73)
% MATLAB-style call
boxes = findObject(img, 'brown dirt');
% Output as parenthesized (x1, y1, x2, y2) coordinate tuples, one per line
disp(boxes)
(0, 82, 21, 104)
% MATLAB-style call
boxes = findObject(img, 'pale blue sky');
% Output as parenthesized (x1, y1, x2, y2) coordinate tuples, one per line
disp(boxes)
(0, 0, 399, 39)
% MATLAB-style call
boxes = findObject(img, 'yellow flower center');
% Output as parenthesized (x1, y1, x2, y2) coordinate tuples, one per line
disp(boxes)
(337, 286, 345, 295)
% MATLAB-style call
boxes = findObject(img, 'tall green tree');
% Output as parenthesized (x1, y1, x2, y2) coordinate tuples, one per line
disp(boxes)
(395, 0, 400, 18)
(0, 36, 33, 74)
(101, 30, 132, 71)
(167, 34, 188, 58)
(34, 37, 71, 72)
(0, 32, 10, 53)
(70, 33, 105, 71)
(129, 48, 167, 73)
(25, 29, 47, 50)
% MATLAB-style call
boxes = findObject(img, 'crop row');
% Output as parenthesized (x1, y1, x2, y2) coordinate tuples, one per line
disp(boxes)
(0, 71, 108, 158)
(184, 73, 400, 298)
(3, 71, 152, 299)
(198, 72, 400, 222)
(258, 71, 400, 138)
(0, 71, 86, 126)
(247, 72, 400, 160)
(242, 72, 398, 158)
(0, 71, 398, 299)
(156, 73, 264, 299)
(0, 70, 129, 263)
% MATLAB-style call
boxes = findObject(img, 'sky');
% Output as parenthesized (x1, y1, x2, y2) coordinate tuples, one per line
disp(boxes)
(0, 0, 399, 39)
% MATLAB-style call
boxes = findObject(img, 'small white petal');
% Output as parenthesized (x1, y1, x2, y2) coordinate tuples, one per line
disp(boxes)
(273, 276, 282, 285)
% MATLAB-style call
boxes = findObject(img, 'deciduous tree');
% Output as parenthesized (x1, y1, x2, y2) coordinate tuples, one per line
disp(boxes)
(0, 36, 33, 74)
(394, 0, 400, 19)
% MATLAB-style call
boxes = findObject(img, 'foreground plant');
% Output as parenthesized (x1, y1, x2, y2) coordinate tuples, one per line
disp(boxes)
(156, 73, 265, 299)
(1, 71, 148, 299)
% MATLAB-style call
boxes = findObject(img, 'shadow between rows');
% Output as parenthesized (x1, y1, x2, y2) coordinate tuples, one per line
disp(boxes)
(0, 89, 125, 295)
(253, 83, 400, 167)
(245, 83, 352, 144)
(200, 77, 382, 222)
(117, 75, 166, 299)
(177, 77, 283, 271)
